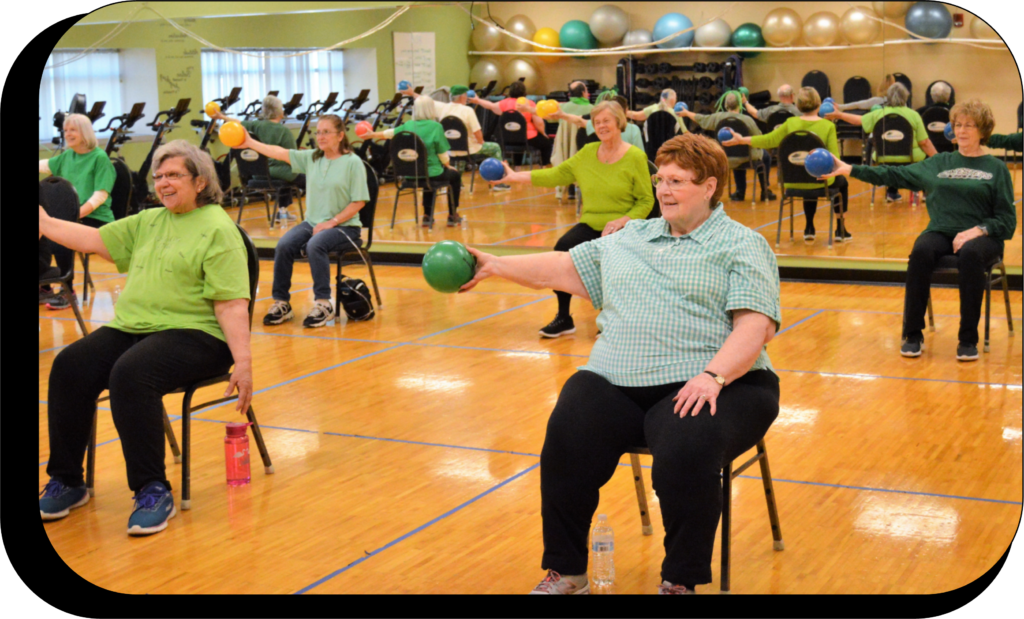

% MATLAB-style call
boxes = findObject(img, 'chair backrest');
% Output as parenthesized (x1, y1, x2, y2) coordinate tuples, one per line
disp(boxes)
(440, 116, 471, 157)
(923, 80, 955, 108)
(765, 109, 794, 134)
(716, 116, 753, 159)
(644, 110, 677, 161)
(233, 224, 259, 328)
(497, 110, 529, 147)
(801, 70, 831, 100)
(921, 106, 954, 153)
(777, 131, 829, 188)
(40, 176, 80, 223)
(358, 158, 379, 249)
(646, 159, 661, 219)
(893, 72, 913, 107)
(109, 157, 133, 220)
(476, 105, 498, 142)
(389, 130, 430, 181)
(233, 148, 273, 182)
(842, 76, 872, 103)
(871, 113, 916, 160)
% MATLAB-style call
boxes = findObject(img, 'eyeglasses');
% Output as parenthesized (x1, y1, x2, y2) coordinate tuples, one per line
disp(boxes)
(315, 130, 339, 137)
(651, 175, 696, 191)
(153, 172, 193, 182)
(953, 122, 978, 130)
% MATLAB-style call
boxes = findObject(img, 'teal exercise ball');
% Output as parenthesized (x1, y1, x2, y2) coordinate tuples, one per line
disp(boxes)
(731, 23, 764, 58)
(560, 20, 598, 50)
(653, 13, 695, 49)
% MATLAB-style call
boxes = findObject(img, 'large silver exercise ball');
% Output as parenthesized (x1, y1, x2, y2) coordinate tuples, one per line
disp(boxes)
(762, 7, 803, 47)
(694, 19, 733, 47)
(872, 1, 912, 19)
(905, 2, 953, 39)
(470, 59, 503, 89)
(471, 18, 504, 52)
(622, 28, 653, 57)
(970, 16, 999, 40)
(504, 15, 537, 53)
(840, 6, 881, 44)
(589, 5, 629, 45)
(803, 11, 841, 47)
(506, 58, 541, 93)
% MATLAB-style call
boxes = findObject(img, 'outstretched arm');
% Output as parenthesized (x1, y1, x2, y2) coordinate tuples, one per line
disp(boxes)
(460, 247, 588, 299)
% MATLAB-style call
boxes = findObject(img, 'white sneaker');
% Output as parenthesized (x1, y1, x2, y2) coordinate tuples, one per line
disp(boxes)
(303, 300, 335, 328)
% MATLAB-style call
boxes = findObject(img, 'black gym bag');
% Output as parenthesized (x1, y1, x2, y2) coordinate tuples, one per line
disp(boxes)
(338, 277, 375, 321)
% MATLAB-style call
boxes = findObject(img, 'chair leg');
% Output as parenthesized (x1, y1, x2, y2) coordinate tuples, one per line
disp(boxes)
(81, 253, 93, 303)
(775, 197, 785, 247)
(181, 388, 194, 511)
(86, 407, 98, 497)
(1000, 264, 1015, 335)
(163, 405, 181, 464)
(720, 460, 733, 594)
(985, 269, 993, 353)
(298, 193, 305, 221)
(364, 251, 384, 307)
(236, 197, 245, 224)
(827, 197, 835, 249)
(265, 192, 275, 229)
(927, 294, 935, 332)
(390, 190, 401, 229)
(68, 286, 90, 337)
(630, 453, 653, 536)
(756, 441, 784, 551)
(246, 405, 275, 474)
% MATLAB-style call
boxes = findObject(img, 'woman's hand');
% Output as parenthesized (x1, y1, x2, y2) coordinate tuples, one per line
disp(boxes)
(224, 359, 253, 414)
(672, 373, 724, 417)
(236, 125, 256, 150)
(459, 247, 499, 293)
(720, 129, 746, 147)
(312, 220, 336, 236)
(953, 227, 985, 253)
(818, 153, 854, 179)
(824, 111, 843, 121)
(39, 205, 49, 239)
(601, 215, 631, 237)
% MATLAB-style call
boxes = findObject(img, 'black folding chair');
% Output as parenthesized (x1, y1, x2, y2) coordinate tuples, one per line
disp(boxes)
(497, 110, 539, 170)
(476, 104, 499, 144)
(643, 111, 677, 162)
(233, 149, 305, 229)
(776, 131, 845, 248)
(869, 113, 918, 207)
(329, 159, 383, 310)
(647, 160, 661, 219)
(39, 177, 90, 335)
(389, 131, 449, 228)
(765, 110, 794, 134)
(893, 73, 913, 108)
(79, 158, 133, 303)
(926, 255, 1014, 353)
(86, 225, 274, 509)
(441, 116, 484, 193)
(923, 80, 955, 108)
(842, 76, 872, 104)
(717, 117, 769, 206)
(921, 106, 954, 153)
(801, 70, 831, 100)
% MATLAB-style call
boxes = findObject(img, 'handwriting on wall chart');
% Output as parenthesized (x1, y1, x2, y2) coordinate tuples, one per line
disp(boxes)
(393, 32, 436, 94)
(158, 18, 199, 96)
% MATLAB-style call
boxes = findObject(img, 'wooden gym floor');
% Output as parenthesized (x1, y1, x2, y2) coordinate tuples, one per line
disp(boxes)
(38, 248, 1021, 594)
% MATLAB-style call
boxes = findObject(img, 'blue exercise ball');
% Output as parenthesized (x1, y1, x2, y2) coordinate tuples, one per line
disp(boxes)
(717, 127, 733, 142)
(674, 102, 688, 113)
(905, 2, 953, 39)
(466, 89, 477, 100)
(804, 148, 835, 177)
(819, 101, 835, 116)
(944, 122, 955, 141)
(653, 13, 695, 49)
(479, 158, 505, 182)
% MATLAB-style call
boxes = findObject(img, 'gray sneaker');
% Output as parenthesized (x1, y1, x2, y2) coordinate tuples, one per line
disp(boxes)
(956, 343, 979, 361)
(263, 300, 293, 326)
(658, 581, 695, 594)
(491, 184, 511, 192)
(900, 338, 924, 357)
(303, 300, 335, 328)
(40, 479, 90, 521)
(529, 571, 590, 595)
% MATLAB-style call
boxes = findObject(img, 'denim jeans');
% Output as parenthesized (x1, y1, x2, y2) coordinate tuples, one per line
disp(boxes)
(272, 221, 361, 302)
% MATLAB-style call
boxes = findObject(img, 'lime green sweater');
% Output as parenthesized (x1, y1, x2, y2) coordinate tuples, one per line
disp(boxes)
(751, 117, 839, 188)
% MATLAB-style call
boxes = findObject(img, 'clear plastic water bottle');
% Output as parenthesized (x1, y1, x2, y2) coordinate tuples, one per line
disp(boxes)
(224, 422, 251, 486)
(277, 206, 289, 230)
(591, 514, 615, 587)
(113, 285, 121, 305)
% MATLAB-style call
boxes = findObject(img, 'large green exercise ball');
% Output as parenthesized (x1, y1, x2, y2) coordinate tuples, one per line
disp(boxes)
(560, 20, 598, 50)
(731, 23, 764, 58)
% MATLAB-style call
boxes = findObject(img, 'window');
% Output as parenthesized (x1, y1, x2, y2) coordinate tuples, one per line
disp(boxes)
(201, 49, 345, 119)
(40, 50, 122, 143)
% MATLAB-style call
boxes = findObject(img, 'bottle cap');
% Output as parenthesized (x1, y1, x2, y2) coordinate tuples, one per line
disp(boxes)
(597, 513, 608, 521)
(226, 422, 251, 437)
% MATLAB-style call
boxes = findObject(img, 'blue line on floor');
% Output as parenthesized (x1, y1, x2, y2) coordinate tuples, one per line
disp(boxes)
(321, 431, 541, 458)
(774, 368, 1022, 389)
(38, 316, 111, 325)
(414, 297, 552, 341)
(376, 286, 547, 298)
(775, 309, 825, 336)
(737, 474, 1023, 506)
(39, 345, 70, 354)
(254, 331, 402, 345)
(409, 341, 589, 359)
(490, 223, 577, 245)
(753, 189, 872, 232)
(294, 462, 540, 594)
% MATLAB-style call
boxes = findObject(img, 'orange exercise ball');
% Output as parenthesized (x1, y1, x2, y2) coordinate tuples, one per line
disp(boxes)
(219, 121, 246, 148)
(204, 101, 221, 117)
(536, 100, 560, 119)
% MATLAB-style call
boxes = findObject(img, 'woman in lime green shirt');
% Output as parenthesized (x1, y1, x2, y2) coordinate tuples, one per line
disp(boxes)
(490, 101, 654, 338)
(723, 86, 851, 242)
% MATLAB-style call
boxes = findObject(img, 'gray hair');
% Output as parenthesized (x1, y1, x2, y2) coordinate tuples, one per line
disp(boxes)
(724, 92, 741, 111)
(658, 88, 677, 112)
(778, 84, 793, 100)
(412, 96, 438, 121)
(152, 140, 223, 206)
(64, 113, 98, 150)
(885, 82, 910, 108)
(260, 95, 284, 120)
(930, 81, 951, 105)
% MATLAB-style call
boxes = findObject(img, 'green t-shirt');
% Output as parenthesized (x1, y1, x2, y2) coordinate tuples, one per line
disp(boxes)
(289, 151, 370, 227)
(751, 117, 839, 188)
(851, 152, 1017, 240)
(48, 147, 116, 223)
(395, 119, 451, 178)
(98, 205, 251, 342)
(241, 119, 298, 181)
(531, 142, 654, 231)
(860, 107, 929, 163)
(988, 132, 1023, 152)
(643, 103, 688, 134)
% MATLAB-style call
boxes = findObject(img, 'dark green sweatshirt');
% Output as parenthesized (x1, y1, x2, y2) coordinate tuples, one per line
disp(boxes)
(988, 132, 1023, 152)
(851, 152, 1017, 241)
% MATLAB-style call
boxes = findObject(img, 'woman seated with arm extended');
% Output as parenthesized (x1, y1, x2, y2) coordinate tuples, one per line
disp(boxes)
(38, 140, 253, 536)
(488, 100, 654, 338)
(833, 74, 894, 112)
(463, 132, 782, 595)
(722, 86, 850, 241)
(39, 113, 117, 309)
(469, 81, 553, 166)
(237, 114, 369, 329)
(550, 93, 645, 151)
(626, 88, 688, 135)
(820, 99, 1016, 361)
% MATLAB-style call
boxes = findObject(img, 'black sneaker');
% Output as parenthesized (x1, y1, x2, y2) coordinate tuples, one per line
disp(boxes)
(900, 338, 924, 357)
(421, 216, 434, 228)
(835, 225, 853, 241)
(956, 343, 979, 362)
(539, 315, 576, 338)
(762, 190, 778, 202)
(263, 300, 293, 326)
(447, 215, 464, 227)
(303, 300, 335, 328)
(885, 192, 903, 203)
(803, 224, 816, 242)
(39, 286, 57, 305)
(728, 192, 744, 202)
(46, 292, 76, 311)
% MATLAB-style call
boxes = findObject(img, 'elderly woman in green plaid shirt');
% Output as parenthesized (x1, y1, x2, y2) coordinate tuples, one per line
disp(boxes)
(463, 133, 782, 595)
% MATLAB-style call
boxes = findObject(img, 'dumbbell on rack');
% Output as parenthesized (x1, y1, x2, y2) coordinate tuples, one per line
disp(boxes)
(657, 62, 698, 75)
(635, 78, 654, 89)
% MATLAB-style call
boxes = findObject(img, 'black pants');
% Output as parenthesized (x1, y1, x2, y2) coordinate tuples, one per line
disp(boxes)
(553, 223, 602, 317)
(422, 168, 462, 219)
(277, 173, 306, 208)
(903, 231, 1004, 345)
(47, 327, 234, 492)
(528, 134, 553, 166)
(540, 370, 780, 585)
(732, 150, 772, 198)
(802, 175, 849, 231)
(39, 217, 105, 288)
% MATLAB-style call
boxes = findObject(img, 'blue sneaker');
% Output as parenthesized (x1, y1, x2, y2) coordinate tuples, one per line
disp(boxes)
(40, 479, 90, 521)
(127, 481, 176, 536)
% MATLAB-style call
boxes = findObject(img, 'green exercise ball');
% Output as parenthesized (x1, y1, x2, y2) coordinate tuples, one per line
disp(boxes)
(731, 23, 764, 58)
(560, 20, 598, 51)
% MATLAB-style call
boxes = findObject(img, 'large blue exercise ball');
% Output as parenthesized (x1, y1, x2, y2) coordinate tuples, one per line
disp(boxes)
(905, 2, 953, 39)
(653, 13, 695, 49)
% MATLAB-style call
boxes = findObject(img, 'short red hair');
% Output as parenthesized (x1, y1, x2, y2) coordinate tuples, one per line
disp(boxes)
(654, 133, 729, 206)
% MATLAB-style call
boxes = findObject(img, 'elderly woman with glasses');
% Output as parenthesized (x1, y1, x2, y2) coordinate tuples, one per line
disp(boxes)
(38, 140, 253, 536)
(237, 114, 368, 328)
(467, 133, 782, 594)
(819, 99, 1016, 362)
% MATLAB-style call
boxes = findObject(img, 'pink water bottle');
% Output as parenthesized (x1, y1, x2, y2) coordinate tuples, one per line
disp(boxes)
(224, 422, 251, 486)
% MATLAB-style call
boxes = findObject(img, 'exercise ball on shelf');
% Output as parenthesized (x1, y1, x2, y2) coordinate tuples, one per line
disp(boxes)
(840, 6, 882, 44)
(622, 28, 653, 57)
(589, 5, 629, 45)
(470, 59, 503, 90)
(872, 1, 912, 19)
(560, 19, 598, 51)
(653, 13, 695, 49)
(762, 8, 803, 47)
(731, 23, 765, 58)
(532, 27, 561, 63)
(471, 17, 504, 52)
(905, 2, 953, 40)
(803, 12, 841, 47)
(694, 19, 732, 48)
(504, 15, 537, 53)
(506, 58, 541, 93)
(969, 16, 1000, 40)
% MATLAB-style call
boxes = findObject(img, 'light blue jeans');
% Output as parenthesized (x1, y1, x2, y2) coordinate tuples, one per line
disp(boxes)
(272, 222, 361, 302)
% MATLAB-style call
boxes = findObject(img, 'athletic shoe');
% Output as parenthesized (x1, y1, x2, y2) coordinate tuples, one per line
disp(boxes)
(539, 314, 576, 338)
(728, 192, 745, 202)
(658, 581, 695, 595)
(803, 224, 816, 242)
(762, 190, 778, 202)
(276, 210, 297, 221)
(421, 217, 434, 228)
(447, 215, 464, 227)
(262, 300, 293, 326)
(303, 300, 335, 328)
(127, 481, 176, 536)
(835, 225, 853, 241)
(491, 184, 511, 192)
(40, 479, 90, 521)
(885, 192, 903, 203)
(529, 571, 590, 595)
(46, 292, 76, 311)
(956, 343, 979, 362)
(555, 186, 564, 200)
(900, 338, 924, 357)
(39, 287, 57, 305)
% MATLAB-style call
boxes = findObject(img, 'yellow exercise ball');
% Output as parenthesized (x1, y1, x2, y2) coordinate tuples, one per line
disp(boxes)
(471, 18, 504, 52)
(762, 8, 803, 47)
(504, 15, 537, 53)
(803, 11, 841, 47)
(505, 58, 541, 93)
(841, 6, 881, 45)
(871, 1, 912, 19)
(533, 27, 561, 63)
(970, 16, 1000, 40)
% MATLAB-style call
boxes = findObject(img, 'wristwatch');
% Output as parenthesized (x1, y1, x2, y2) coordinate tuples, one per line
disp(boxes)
(977, 225, 989, 236)
(704, 371, 726, 386)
